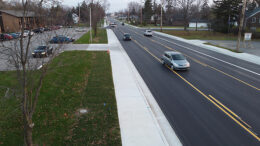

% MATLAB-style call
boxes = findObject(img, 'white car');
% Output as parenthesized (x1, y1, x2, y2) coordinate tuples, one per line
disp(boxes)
(23, 30, 34, 37)
(144, 30, 153, 36)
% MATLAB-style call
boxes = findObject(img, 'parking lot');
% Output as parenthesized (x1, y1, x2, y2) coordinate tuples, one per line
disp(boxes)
(0, 27, 88, 71)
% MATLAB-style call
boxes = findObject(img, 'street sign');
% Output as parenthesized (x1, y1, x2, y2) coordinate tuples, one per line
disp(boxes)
(244, 33, 252, 41)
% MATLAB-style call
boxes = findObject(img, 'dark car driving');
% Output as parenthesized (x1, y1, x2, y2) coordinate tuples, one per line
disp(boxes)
(123, 33, 131, 41)
(32, 46, 53, 58)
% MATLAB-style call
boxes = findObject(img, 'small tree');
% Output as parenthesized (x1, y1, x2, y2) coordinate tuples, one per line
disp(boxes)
(177, 0, 195, 30)
(143, 0, 153, 24)
(212, 0, 242, 33)
(0, 0, 71, 145)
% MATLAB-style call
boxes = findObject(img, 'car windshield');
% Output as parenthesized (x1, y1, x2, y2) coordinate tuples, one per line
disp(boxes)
(172, 54, 185, 60)
(124, 34, 130, 37)
(37, 46, 46, 50)
(147, 30, 151, 32)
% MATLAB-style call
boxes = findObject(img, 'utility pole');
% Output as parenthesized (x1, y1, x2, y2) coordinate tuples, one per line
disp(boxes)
(160, 0, 165, 32)
(140, 0, 143, 25)
(236, 0, 247, 52)
(128, 8, 130, 22)
(78, 3, 81, 26)
(90, 0, 93, 43)
(160, 4, 163, 32)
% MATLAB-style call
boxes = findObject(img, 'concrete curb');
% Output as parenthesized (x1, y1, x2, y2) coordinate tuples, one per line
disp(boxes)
(123, 22, 260, 66)
(108, 29, 182, 146)
(154, 31, 260, 66)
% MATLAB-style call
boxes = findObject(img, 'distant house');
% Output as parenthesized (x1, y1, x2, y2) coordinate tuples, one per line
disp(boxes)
(189, 19, 209, 28)
(245, 8, 260, 31)
(0, 10, 39, 33)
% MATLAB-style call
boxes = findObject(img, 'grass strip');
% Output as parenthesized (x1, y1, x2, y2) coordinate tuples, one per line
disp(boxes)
(0, 51, 121, 145)
(74, 28, 108, 44)
(204, 42, 242, 53)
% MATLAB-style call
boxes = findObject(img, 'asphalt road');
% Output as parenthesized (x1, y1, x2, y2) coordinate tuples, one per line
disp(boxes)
(110, 19, 260, 145)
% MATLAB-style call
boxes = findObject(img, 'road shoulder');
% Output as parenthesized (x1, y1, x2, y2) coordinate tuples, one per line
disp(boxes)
(124, 22, 260, 66)
(108, 29, 182, 146)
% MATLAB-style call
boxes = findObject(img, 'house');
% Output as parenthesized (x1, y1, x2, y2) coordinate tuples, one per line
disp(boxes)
(0, 10, 39, 33)
(245, 8, 260, 31)
(189, 19, 209, 28)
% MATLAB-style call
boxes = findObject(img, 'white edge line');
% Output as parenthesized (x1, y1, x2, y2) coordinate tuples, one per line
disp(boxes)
(109, 29, 182, 146)
(154, 35, 260, 76)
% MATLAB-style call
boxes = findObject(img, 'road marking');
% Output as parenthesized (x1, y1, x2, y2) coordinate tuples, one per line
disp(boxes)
(209, 95, 252, 129)
(153, 35, 260, 76)
(131, 38, 260, 142)
(126, 28, 260, 91)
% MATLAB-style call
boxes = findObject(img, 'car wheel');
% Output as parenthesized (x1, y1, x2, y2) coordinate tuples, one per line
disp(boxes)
(161, 60, 165, 65)
(171, 65, 174, 70)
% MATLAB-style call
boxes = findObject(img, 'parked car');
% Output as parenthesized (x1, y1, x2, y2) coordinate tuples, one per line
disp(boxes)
(44, 27, 51, 31)
(16, 32, 21, 37)
(161, 51, 190, 70)
(23, 30, 34, 37)
(0, 34, 5, 41)
(144, 30, 153, 36)
(0, 34, 13, 40)
(123, 33, 131, 41)
(9, 33, 20, 39)
(32, 46, 53, 58)
(49, 35, 75, 44)
(33, 28, 44, 33)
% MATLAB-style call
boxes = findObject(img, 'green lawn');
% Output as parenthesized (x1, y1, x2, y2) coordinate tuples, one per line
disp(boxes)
(204, 43, 242, 53)
(158, 30, 238, 40)
(74, 28, 108, 44)
(0, 51, 121, 145)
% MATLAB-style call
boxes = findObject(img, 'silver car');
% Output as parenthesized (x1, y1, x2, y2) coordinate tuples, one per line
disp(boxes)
(161, 51, 190, 70)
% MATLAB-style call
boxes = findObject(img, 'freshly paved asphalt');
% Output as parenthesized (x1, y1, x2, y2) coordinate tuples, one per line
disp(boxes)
(110, 19, 260, 146)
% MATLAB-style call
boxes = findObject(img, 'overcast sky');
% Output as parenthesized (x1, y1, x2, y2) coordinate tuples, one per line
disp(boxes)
(63, 0, 213, 13)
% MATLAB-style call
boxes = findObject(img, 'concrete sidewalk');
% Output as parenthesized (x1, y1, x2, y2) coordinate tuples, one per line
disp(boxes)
(154, 31, 260, 66)
(107, 29, 181, 146)
(63, 28, 182, 146)
(124, 21, 260, 66)
(205, 40, 260, 57)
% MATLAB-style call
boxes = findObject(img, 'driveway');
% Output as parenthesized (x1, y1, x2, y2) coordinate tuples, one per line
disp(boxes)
(205, 40, 260, 57)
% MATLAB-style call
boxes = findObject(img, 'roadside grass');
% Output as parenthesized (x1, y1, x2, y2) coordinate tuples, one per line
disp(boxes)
(158, 30, 239, 40)
(138, 24, 184, 29)
(74, 28, 108, 44)
(204, 42, 242, 53)
(0, 51, 121, 145)
(256, 28, 260, 33)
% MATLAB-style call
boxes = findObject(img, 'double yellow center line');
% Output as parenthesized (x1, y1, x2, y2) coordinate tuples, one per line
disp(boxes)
(127, 35, 260, 141)
(124, 28, 260, 91)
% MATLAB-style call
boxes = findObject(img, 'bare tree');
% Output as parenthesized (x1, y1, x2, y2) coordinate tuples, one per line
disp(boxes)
(177, 0, 195, 30)
(91, 1, 105, 37)
(0, 0, 72, 145)
(190, 0, 203, 30)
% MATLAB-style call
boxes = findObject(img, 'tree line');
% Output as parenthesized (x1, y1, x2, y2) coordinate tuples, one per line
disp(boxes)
(117, 0, 260, 33)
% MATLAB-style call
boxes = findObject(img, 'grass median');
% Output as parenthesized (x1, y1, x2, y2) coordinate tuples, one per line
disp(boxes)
(0, 51, 121, 145)
(74, 28, 108, 44)
(204, 42, 242, 53)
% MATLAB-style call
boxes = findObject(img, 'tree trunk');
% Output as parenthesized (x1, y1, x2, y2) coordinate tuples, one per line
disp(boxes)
(23, 112, 33, 146)
(196, 21, 198, 31)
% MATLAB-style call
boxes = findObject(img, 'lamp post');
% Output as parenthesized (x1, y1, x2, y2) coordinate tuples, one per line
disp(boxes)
(236, 0, 247, 52)
(140, 0, 143, 25)
(78, 2, 81, 26)
(90, 0, 93, 43)
(160, 0, 165, 32)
